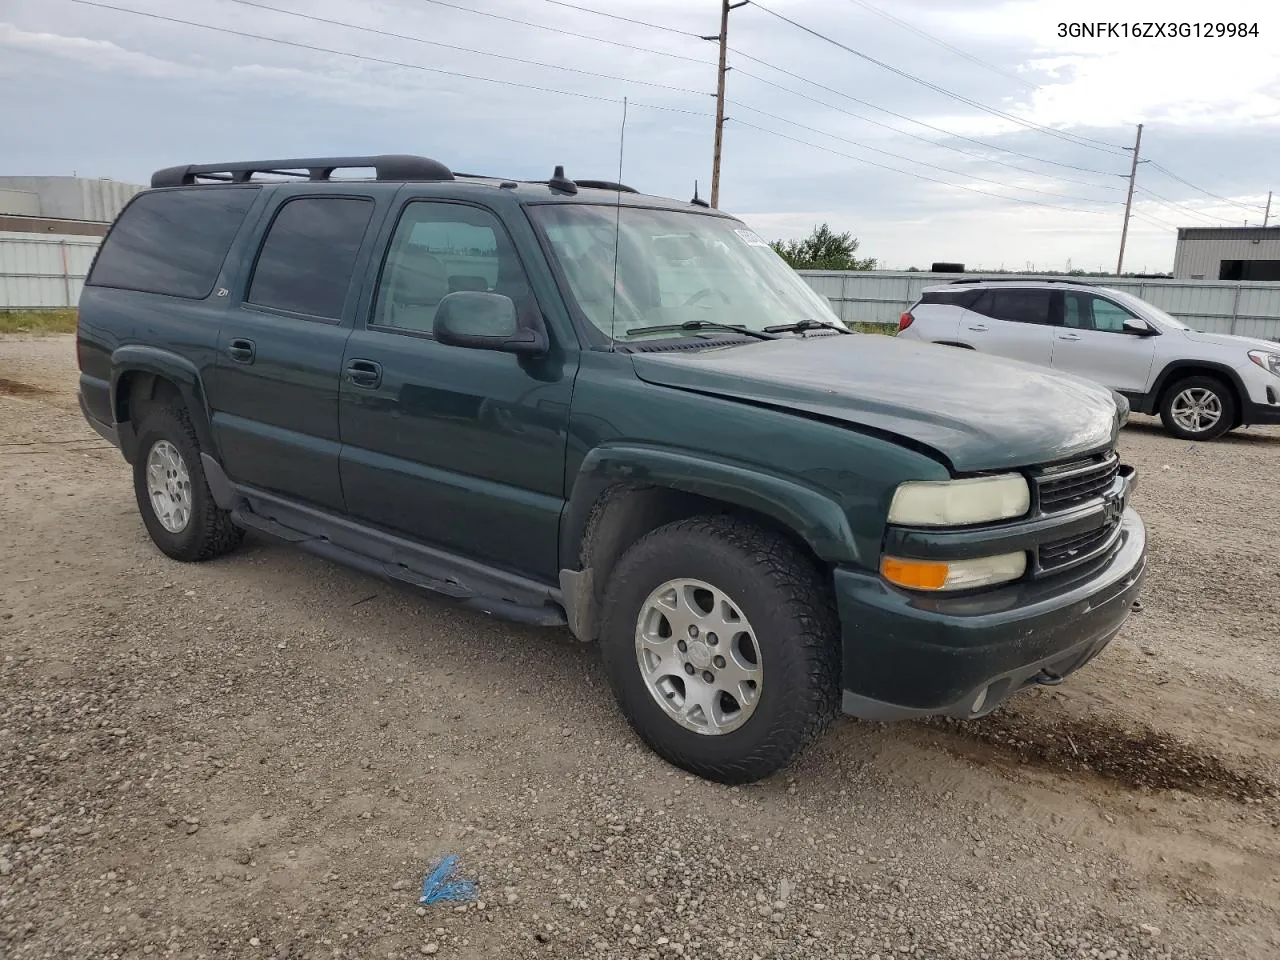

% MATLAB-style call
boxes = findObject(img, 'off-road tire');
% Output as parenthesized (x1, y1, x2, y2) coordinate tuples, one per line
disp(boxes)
(132, 402, 244, 562)
(1159, 375, 1235, 441)
(598, 515, 840, 784)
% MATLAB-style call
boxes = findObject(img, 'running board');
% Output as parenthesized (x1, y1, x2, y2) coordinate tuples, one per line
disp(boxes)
(228, 492, 567, 628)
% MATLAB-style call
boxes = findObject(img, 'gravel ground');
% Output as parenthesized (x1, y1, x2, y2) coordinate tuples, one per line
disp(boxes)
(3, 334, 1279, 959)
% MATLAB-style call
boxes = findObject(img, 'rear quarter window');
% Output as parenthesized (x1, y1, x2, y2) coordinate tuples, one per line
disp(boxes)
(87, 187, 260, 299)
(919, 289, 980, 307)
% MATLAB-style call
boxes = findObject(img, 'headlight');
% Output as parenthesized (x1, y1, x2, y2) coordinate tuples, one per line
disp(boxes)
(888, 474, 1030, 527)
(881, 552, 1027, 591)
(1248, 350, 1280, 377)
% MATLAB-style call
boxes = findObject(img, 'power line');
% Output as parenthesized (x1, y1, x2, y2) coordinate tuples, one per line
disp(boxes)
(429, 0, 1121, 191)
(725, 100, 1118, 206)
(840, 0, 1039, 92)
(63, 0, 710, 117)
(534, 0, 703, 39)
(1129, 211, 1179, 232)
(221, 0, 707, 98)
(223, 0, 1115, 208)
(411, 0, 714, 67)
(1145, 161, 1268, 214)
(731, 66, 1123, 189)
(747, 0, 1131, 156)
(1133, 186, 1235, 226)
(729, 49, 1125, 182)
(531, 0, 1266, 219)
(729, 118, 1114, 214)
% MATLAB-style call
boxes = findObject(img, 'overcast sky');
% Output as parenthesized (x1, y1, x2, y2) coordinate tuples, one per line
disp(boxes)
(2, 0, 1277, 271)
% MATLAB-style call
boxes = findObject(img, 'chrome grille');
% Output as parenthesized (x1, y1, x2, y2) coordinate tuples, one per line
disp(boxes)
(1036, 454, 1119, 512)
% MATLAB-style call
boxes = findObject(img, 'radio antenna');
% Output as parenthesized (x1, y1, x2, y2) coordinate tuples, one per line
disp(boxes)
(608, 97, 628, 352)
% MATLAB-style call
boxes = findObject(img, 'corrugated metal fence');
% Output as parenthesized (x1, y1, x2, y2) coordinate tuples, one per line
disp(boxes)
(5, 238, 1280, 340)
(0, 232, 101, 309)
(799, 270, 1280, 341)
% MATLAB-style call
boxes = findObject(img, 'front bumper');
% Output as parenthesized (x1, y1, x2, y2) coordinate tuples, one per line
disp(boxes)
(1242, 398, 1280, 426)
(836, 507, 1147, 720)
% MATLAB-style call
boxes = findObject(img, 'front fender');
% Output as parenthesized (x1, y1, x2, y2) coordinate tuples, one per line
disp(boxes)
(559, 443, 861, 572)
(111, 344, 217, 462)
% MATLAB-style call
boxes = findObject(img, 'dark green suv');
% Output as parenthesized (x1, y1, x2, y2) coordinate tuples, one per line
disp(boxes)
(77, 155, 1147, 784)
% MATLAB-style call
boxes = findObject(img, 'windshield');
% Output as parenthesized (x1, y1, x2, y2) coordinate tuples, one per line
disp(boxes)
(527, 204, 845, 341)
(1104, 288, 1190, 330)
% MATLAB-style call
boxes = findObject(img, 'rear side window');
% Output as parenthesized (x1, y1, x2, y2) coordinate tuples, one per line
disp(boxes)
(247, 197, 375, 320)
(972, 289, 1052, 325)
(87, 187, 259, 299)
(919, 289, 980, 307)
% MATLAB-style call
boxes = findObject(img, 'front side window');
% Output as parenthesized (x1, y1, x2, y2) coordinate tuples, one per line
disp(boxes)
(371, 201, 532, 334)
(248, 197, 374, 319)
(527, 204, 842, 341)
(1064, 292, 1139, 333)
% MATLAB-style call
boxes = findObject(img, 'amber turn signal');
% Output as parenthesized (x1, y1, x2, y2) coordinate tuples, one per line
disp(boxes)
(880, 556, 950, 590)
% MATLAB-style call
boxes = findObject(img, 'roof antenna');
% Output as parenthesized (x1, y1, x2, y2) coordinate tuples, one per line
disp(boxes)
(691, 180, 709, 208)
(608, 97, 628, 352)
(548, 164, 577, 194)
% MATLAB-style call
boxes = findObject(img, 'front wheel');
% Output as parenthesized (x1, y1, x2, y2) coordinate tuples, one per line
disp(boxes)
(598, 515, 839, 784)
(1159, 376, 1235, 441)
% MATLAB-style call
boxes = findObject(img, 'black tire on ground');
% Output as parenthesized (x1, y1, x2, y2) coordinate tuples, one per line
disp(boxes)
(1158, 375, 1236, 441)
(598, 515, 840, 784)
(132, 401, 244, 562)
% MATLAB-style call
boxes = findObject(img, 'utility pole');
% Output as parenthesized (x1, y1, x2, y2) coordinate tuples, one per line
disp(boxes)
(1265, 191, 1272, 227)
(707, 1, 746, 208)
(1115, 123, 1143, 276)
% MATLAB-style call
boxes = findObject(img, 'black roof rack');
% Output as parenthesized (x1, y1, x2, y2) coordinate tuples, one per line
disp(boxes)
(574, 179, 638, 194)
(947, 277, 1095, 287)
(150, 154, 454, 188)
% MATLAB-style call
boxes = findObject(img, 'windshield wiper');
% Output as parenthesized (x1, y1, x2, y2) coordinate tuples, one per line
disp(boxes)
(763, 318, 852, 334)
(624, 320, 779, 340)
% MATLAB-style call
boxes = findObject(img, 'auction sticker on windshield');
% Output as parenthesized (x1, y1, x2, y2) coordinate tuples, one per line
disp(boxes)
(734, 228, 769, 247)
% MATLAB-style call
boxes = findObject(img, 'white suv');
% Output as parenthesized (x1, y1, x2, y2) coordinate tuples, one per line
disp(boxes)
(897, 278, 1280, 441)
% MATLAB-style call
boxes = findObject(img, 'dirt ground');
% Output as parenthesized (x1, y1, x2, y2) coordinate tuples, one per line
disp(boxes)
(2, 333, 1278, 960)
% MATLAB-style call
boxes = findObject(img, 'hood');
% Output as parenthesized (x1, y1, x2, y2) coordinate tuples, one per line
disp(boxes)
(1180, 329, 1280, 353)
(631, 335, 1119, 473)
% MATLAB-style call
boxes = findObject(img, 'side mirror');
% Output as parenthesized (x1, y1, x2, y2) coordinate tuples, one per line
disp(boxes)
(1123, 317, 1155, 336)
(433, 291, 548, 356)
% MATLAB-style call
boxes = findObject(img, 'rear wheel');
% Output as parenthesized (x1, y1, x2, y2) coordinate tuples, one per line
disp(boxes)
(1159, 376, 1235, 441)
(132, 402, 244, 561)
(598, 515, 839, 784)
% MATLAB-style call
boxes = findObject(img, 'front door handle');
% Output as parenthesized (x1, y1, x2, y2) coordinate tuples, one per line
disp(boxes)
(227, 338, 256, 363)
(1057, 333, 1081, 341)
(345, 358, 382, 388)
(967, 324, 988, 332)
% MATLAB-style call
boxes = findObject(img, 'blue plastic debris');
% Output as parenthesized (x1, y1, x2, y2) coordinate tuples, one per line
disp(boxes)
(418, 855, 478, 905)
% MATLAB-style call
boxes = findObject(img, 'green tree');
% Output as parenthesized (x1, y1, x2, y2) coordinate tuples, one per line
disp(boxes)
(768, 223, 876, 271)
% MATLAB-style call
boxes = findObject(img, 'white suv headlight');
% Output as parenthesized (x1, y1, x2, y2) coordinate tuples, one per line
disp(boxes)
(1248, 350, 1280, 378)
(888, 474, 1030, 527)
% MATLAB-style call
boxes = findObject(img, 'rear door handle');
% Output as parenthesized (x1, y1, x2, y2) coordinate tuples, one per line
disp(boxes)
(227, 338, 256, 363)
(1057, 333, 1081, 341)
(967, 324, 988, 332)
(345, 358, 382, 388)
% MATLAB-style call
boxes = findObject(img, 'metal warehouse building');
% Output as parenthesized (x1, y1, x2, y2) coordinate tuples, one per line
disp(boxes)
(0, 175, 143, 237)
(1, 176, 145, 309)
(1173, 226, 1280, 282)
